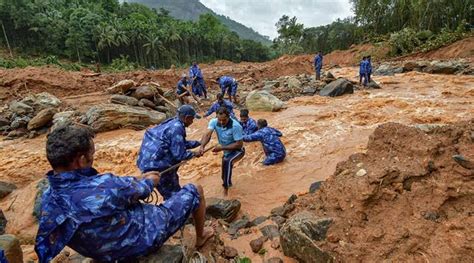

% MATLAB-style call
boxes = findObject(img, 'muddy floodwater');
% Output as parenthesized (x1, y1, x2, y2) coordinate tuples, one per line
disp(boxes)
(0, 67, 472, 261)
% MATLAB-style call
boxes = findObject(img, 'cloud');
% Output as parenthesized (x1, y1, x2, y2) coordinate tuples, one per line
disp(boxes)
(200, 0, 353, 39)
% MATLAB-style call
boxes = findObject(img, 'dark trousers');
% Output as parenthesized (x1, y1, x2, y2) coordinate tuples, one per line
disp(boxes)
(315, 68, 321, 80)
(221, 148, 245, 188)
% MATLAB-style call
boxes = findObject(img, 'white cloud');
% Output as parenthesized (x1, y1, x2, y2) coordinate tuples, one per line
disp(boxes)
(200, 0, 353, 39)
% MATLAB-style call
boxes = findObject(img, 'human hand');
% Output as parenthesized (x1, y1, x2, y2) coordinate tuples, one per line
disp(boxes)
(143, 171, 160, 186)
(193, 150, 203, 158)
(212, 145, 223, 153)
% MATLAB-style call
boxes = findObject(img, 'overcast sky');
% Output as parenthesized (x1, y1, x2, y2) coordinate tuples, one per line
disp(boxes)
(200, 0, 353, 39)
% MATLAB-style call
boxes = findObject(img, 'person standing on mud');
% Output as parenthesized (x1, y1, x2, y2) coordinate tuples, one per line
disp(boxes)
(200, 107, 245, 196)
(204, 93, 236, 119)
(359, 56, 368, 86)
(243, 119, 286, 165)
(314, 51, 323, 80)
(239, 108, 258, 135)
(189, 62, 208, 99)
(215, 75, 239, 104)
(35, 125, 213, 262)
(367, 55, 373, 83)
(137, 105, 203, 200)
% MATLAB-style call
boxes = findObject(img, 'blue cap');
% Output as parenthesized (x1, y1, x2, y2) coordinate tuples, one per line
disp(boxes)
(177, 105, 201, 119)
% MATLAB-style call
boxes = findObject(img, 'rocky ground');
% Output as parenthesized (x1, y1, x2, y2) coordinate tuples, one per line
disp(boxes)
(0, 38, 473, 262)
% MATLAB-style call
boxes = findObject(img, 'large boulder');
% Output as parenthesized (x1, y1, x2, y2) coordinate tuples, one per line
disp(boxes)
(10, 116, 30, 129)
(106, 79, 136, 94)
(206, 198, 241, 223)
(0, 182, 17, 199)
(423, 60, 467, 74)
(319, 78, 354, 97)
(246, 90, 284, 112)
(85, 104, 166, 132)
(0, 235, 23, 263)
(280, 211, 334, 263)
(366, 80, 381, 89)
(374, 63, 403, 76)
(21, 92, 61, 110)
(287, 77, 302, 90)
(131, 85, 158, 100)
(51, 111, 81, 131)
(27, 108, 57, 130)
(9, 101, 34, 115)
(110, 94, 139, 106)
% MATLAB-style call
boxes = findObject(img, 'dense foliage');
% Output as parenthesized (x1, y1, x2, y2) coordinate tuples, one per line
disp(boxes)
(0, 0, 271, 68)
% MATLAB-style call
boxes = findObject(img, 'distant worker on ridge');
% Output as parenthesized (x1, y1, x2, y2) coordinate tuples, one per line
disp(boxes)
(314, 51, 323, 80)
(243, 119, 286, 165)
(189, 62, 208, 99)
(216, 75, 239, 104)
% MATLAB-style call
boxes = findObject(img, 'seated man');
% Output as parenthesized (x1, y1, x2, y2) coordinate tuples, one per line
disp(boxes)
(35, 125, 213, 262)
(239, 108, 258, 135)
(176, 74, 192, 105)
(203, 93, 236, 119)
(243, 119, 286, 165)
(216, 75, 238, 104)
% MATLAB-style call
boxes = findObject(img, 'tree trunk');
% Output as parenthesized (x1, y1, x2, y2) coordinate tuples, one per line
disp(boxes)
(1, 20, 13, 58)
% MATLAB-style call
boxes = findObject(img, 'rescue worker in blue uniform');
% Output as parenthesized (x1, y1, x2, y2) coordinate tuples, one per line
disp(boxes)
(137, 105, 202, 200)
(239, 108, 258, 135)
(314, 51, 323, 80)
(367, 55, 373, 83)
(200, 107, 244, 196)
(176, 74, 192, 105)
(216, 75, 239, 103)
(204, 93, 236, 119)
(189, 62, 207, 99)
(359, 56, 368, 86)
(243, 119, 286, 165)
(35, 125, 213, 263)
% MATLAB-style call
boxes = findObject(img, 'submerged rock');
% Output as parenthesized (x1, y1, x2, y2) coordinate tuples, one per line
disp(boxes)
(319, 78, 354, 97)
(206, 198, 241, 223)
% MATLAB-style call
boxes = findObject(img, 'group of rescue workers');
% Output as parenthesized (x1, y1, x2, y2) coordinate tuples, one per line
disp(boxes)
(33, 62, 287, 262)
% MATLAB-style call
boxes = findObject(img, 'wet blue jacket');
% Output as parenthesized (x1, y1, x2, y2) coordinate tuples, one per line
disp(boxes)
(204, 100, 235, 118)
(218, 76, 236, 89)
(189, 65, 203, 80)
(243, 127, 286, 165)
(137, 118, 200, 173)
(35, 168, 158, 262)
(314, 54, 323, 70)
(359, 60, 367, 74)
(367, 59, 372, 74)
(176, 78, 190, 95)
(240, 118, 258, 135)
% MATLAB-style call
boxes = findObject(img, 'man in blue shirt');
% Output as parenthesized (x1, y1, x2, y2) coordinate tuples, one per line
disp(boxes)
(176, 74, 192, 105)
(239, 109, 258, 135)
(204, 93, 236, 119)
(200, 107, 245, 195)
(367, 55, 373, 83)
(35, 125, 213, 262)
(216, 75, 239, 104)
(137, 105, 202, 200)
(359, 56, 368, 86)
(243, 119, 286, 165)
(314, 51, 323, 80)
(189, 62, 207, 99)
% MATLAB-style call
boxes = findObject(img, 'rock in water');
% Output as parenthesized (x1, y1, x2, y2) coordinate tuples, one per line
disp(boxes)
(21, 92, 61, 110)
(206, 198, 241, 222)
(319, 78, 354, 97)
(0, 182, 17, 199)
(27, 108, 57, 130)
(280, 211, 334, 263)
(374, 63, 403, 76)
(366, 80, 381, 89)
(106, 80, 136, 94)
(0, 235, 23, 263)
(85, 104, 166, 132)
(246, 90, 284, 112)
(138, 245, 183, 263)
(110, 95, 139, 106)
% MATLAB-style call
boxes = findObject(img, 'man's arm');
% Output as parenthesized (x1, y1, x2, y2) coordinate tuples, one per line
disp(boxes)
(203, 103, 216, 117)
(243, 130, 263, 142)
(185, 140, 201, 149)
(105, 174, 157, 205)
(169, 130, 195, 161)
(200, 129, 213, 152)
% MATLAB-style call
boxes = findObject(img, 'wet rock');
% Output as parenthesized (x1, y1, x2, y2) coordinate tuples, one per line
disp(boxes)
(110, 94, 139, 106)
(250, 236, 267, 253)
(452, 155, 474, 170)
(10, 116, 30, 129)
(280, 211, 333, 263)
(271, 216, 286, 226)
(422, 211, 440, 221)
(228, 217, 251, 236)
(286, 194, 298, 205)
(366, 80, 381, 89)
(9, 101, 34, 115)
(374, 63, 403, 76)
(6, 129, 27, 139)
(319, 78, 354, 97)
(266, 257, 284, 263)
(132, 85, 158, 100)
(0, 116, 9, 127)
(106, 79, 136, 94)
(85, 104, 166, 133)
(270, 204, 295, 218)
(0, 235, 23, 263)
(309, 181, 323, 193)
(223, 246, 238, 259)
(251, 216, 268, 227)
(260, 224, 280, 240)
(27, 108, 57, 130)
(271, 239, 280, 249)
(423, 60, 467, 74)
(287, 77, 302, 90)
(0, 210, 6, 235)
(0, 182, 17, 198)
(21, 92, 61, 110)
(138, 98, 157, 109)
(302, 87, 317, 95)
(51, 111, 80, 131)
(33, 179, 49, 221)
(138, 245, 183, 263)
(246, 90, 284, 112)
(206, 198, 241, 223)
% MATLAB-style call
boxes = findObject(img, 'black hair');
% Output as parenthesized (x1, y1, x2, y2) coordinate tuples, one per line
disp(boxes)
(257, 119, 268, 128)
(46, 125, 95, 169)
(216, 93, 224, 100)
(216, 106, 230, 116)
(240, 108, 249, 117)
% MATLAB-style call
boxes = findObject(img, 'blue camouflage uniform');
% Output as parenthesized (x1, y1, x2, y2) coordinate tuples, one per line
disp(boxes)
(189, 65, 207, 98)
(359, 59, 367, 85)
(176, 78, 190, 96)
(35, 168, 200, 262)
(204, 100, 236, 119)
(218, 76, 238, 96)
(314, 54, 323, 79)
(0, 249, 6, 263)
(137, 118, 200, 200)
(243, 127, 286, 165)
(240, 118, 258, 135)
(367, 58, 372, 82)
